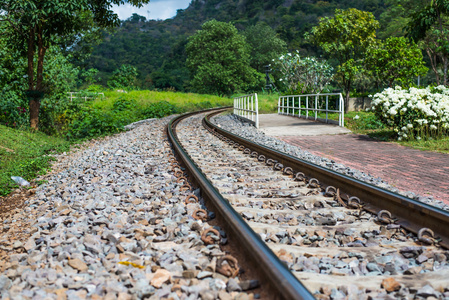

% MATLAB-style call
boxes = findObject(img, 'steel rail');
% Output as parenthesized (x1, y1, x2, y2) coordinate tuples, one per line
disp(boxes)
(204, 110, 449, 249)
(167, 108, 315, 300)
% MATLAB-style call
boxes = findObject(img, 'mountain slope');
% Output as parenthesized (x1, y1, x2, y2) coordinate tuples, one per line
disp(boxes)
(84, 0, 388, 90)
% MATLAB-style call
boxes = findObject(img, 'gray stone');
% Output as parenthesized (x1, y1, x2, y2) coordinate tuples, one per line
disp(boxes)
(417, 285, 440, 298)
(239, 280, 260, 291)
(227, 278, 242, 292)
(330, 288, 346, 299)
(366, 263, 382, 273)
(0, 275, 12, 290)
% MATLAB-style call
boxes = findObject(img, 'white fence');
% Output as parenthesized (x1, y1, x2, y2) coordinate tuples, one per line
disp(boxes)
(234, 93, 259, 128)
(278, 93, 345, 127)
(68, 92, 105, 102)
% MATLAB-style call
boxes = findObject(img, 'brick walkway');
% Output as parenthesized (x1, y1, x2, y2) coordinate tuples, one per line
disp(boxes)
(278, 134, 449, 203)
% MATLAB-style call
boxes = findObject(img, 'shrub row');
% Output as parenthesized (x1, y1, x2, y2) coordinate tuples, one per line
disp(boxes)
(370, 86, 449, 140)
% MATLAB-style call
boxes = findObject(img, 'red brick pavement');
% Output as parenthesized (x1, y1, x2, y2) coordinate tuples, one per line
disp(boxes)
(278, 134, 449, 204)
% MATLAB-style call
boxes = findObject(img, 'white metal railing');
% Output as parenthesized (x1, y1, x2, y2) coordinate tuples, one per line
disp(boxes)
(67, 92, 105, 102)
(278, 93, 345, 127)
(234, 93, 259, 128)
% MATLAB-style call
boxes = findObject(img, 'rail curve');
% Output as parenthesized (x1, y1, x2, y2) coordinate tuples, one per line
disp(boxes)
(167, 108, 449, 299)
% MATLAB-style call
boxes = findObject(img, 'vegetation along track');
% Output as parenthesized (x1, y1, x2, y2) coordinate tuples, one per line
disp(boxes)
(167, 108, 449, 299)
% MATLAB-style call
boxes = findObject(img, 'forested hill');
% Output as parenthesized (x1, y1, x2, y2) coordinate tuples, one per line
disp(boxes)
(85, 0, 389, 90)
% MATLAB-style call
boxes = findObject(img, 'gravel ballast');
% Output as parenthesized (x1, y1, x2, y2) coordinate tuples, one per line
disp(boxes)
(0, 117, 258, 300)
(212, 114, 449, 212)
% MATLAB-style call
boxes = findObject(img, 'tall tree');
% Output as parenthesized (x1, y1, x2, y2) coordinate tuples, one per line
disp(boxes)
(366, 37, 428, 87)
(243, 22, 287, 73)
(0, 0, 150, 130)
(186, 19, 261, 96)
(307, 8, 379, 108)
(407, 0, 449, 85)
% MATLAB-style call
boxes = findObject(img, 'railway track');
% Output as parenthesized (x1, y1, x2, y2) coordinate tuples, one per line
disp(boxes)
(167, 108, 449, 299)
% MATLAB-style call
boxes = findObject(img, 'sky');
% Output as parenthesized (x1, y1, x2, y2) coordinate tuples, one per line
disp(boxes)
(112, 0, 192, 21)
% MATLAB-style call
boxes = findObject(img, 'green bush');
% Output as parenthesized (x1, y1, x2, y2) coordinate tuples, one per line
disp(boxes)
(0, 91, 29, 128)
(112, 97, 137, 112)
(66, 107, 125, 140)
(141, 101, 178, 119)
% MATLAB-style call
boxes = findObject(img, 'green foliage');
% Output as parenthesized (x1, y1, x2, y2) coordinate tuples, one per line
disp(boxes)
(345, 111, 386, 131)
(0, 23, 29, 128)
(243, 22, 287, 72)
(366, 37, 428, 87)
(308, 8, 379, 101)
(65, 106, 125, 140)
(0, 43, 79, 133)
(38, 48, 80, 135)
(0, 93, 29, 128)
(0, 124, 70, 196)
(112, 97, 137, 112)
(406, 0, 449, 85)
(107, 64, 139, 90)
(0, 0, 150, 129)
(64, 90, 229, 140)
(186, 20, 262, 96)
(81, 68, 101, 86)
(141, 101, 178, 119)
(272, 52, 333, 94)
(85, 1, 392, 92)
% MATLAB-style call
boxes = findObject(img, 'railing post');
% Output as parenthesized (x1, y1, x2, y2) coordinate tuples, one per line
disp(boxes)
(255, 94, 259, 129)
(340, 93, 345, 127)
(233, 93, 259, 128)
(306, 96, 309, 119)
(246, 96, 248, 120)
(276, 93, 345, 127)
(278, 97, 280, 114)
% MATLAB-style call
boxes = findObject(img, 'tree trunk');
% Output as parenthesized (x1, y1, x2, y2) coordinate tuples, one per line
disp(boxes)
(36, 25, 46, 91)
(426, 47, 440, 85)
(29, 99, 41, 129)
(27, 27, 35, 90)
(443, 56, 448, 86)
(27, 26, 39, 130)
(344, 79, 351, 113)
(28, 24, 47, 130)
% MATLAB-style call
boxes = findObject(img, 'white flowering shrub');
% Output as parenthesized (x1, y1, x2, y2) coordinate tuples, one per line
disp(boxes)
(272, 51, 333, 94)
(370, 86, 449, 140)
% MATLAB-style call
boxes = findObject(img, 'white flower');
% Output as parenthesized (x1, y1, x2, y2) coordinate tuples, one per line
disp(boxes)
(407, 123, 413, 129)
(353, 115, 360, 120)
(417, 136, 421, 140)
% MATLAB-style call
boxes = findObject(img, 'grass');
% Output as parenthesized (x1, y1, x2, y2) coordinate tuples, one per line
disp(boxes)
(97, 90, 232, 112)
(0, 125, 71, 196)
